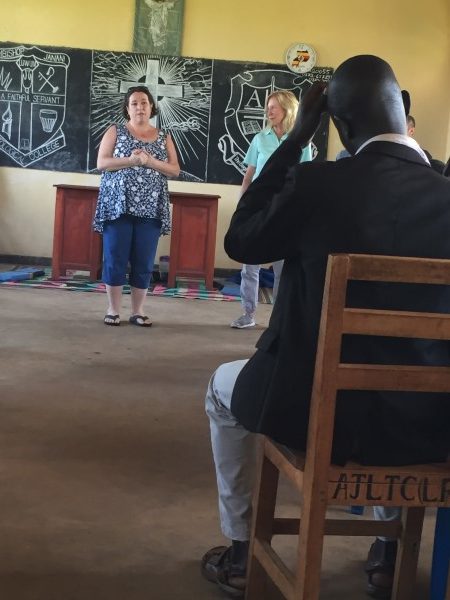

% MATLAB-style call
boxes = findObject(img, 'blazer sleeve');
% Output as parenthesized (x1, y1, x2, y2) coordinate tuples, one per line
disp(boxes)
(224, 138, 312, 264)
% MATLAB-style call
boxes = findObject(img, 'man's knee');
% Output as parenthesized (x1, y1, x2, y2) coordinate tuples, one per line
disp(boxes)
(205, 360, 249, 417)
(213, 360, 248, 409)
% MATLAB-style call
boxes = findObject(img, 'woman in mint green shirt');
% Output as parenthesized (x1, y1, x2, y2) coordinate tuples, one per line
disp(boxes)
(230, 90, 313, 329)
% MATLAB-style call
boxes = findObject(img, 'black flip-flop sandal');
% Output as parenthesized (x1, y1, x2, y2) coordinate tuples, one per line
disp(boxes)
(201, 546, 246, 598)
(129, 315, 152, 327)
(365, 539, 396, 599)
(104, 314, 120, 326)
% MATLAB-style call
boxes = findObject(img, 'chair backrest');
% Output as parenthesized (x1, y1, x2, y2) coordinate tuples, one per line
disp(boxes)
(304, 253, 450, 485)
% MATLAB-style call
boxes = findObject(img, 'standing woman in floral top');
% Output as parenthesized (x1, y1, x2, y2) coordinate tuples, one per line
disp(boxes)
(94, 85, 180, 327)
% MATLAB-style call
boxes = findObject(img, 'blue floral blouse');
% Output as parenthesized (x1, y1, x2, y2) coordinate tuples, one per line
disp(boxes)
(93, 125, 171, 234)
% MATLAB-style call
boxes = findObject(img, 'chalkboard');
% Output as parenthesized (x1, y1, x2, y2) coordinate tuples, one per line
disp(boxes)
(88, 50, 213, 180)
(0, 41, 333, 184)
(207, 60, 332, 184)
(0, 43, 91, 171)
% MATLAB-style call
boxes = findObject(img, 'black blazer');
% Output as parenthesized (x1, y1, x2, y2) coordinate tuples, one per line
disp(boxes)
(225, 140, 450, 466)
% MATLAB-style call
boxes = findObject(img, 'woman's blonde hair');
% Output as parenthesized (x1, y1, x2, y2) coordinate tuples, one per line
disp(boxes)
(266, 90, 299, 133)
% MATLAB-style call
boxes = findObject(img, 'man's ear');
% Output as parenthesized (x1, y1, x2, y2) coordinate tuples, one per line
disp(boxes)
(331, 115, 353, 146)
(401, 90, 411, 116)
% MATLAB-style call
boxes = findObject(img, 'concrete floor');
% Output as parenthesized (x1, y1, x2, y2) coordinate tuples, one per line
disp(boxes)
(0, 285, 436, 599)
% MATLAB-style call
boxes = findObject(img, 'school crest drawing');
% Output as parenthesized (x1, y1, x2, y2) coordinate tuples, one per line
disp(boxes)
(218, 69, 312, 175)
(0, 46, 69, 167)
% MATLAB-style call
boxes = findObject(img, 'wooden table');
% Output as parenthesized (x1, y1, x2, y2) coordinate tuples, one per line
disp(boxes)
(52, 184, 102, 281)
(52, 186, 220, 288)
(168, 192, 220, 290)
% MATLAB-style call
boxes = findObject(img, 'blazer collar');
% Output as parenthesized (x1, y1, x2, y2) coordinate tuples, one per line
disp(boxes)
(358, 140, 431, 167)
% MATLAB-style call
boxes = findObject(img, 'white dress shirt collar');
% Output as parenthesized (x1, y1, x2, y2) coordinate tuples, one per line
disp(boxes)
(356, 133, 430, 165)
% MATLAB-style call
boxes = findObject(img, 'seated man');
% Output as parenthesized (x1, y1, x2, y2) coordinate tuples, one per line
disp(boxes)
(201, 55, 450, 599)
(406, 113, 445, 174)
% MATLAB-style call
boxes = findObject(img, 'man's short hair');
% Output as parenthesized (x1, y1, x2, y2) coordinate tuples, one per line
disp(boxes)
(407, 115, 416, 128)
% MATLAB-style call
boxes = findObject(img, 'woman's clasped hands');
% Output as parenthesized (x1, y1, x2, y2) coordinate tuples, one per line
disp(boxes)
(129, 148, 154, 168)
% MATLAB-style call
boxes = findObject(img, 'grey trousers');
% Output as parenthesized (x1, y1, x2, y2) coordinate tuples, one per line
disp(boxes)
(205, 359, 400, 542)
(373, 506, 401, 542)
(205, 360, 255, 541)
(240, 260, 283, 316)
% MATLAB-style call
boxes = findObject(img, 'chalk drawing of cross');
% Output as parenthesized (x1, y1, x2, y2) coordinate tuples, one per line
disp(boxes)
(119, 59, 183, 124)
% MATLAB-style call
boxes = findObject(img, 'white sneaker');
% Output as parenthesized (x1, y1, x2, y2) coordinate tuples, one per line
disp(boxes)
(230, 314, 256, 329)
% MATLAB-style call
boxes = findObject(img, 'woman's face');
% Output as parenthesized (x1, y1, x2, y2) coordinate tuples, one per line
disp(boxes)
(266, 97, 285, 128)
(127, 92, 152, 122)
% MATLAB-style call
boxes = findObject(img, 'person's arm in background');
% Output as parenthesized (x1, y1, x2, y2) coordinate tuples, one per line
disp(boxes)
(335, 148, 351, 160)
(240, 165, 256, 197)
(238, 132, 259, 196)
(300, 143, 313, 163)
(97, 126, 145, 171)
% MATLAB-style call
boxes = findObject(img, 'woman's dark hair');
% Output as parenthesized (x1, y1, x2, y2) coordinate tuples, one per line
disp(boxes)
(122, 86, 158, 120)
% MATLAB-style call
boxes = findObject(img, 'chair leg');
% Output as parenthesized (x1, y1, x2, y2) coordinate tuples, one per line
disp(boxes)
(392, 506, 425, 600)
(293, 488, 328, 600)
(246, 555, 274, 600)
(246, 449, 280, 600)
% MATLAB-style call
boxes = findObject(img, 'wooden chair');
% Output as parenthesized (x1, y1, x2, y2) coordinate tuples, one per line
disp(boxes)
(245, 253, 450, 600)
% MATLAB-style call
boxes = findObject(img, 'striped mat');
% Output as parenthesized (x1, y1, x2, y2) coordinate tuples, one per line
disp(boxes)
(0, 276, 237, 301)
(151, 278, 240, 301)
(153, 277, 272, 304)
(0, 269, 273, 304)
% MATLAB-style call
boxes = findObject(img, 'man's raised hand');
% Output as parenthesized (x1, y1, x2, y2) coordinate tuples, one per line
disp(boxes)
(289, 81, 328, 148)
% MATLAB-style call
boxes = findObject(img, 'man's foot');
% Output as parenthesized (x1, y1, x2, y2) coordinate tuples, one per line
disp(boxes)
(129, 314, 152, 327)
(201, 543, 248, 598)
(104, 314, 120, 326)
(365, 539, 397, 598)
(230, 314, 256, 329)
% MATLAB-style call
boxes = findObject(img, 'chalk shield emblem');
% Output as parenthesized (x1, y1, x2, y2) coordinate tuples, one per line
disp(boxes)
(0, 45, 69, 167)
(218, 69, 312, 176)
